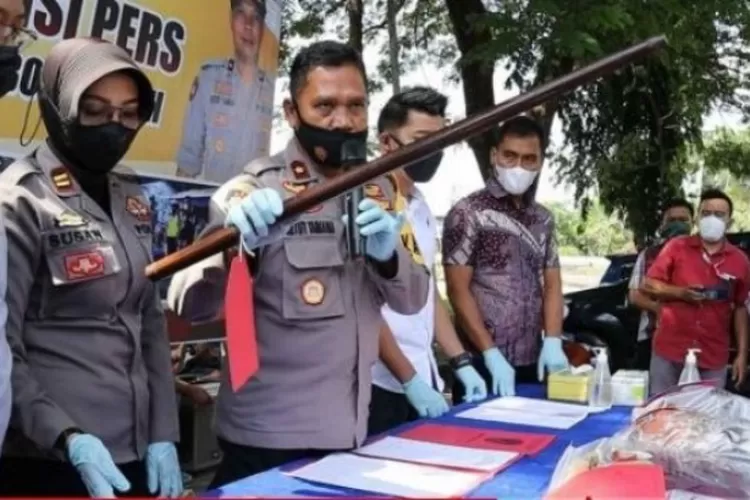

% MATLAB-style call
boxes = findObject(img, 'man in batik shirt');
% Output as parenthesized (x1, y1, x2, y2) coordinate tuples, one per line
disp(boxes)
(443, 115, 569, 403)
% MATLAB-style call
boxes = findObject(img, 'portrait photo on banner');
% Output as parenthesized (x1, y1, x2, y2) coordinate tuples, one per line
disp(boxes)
(0, 0, 282, 261)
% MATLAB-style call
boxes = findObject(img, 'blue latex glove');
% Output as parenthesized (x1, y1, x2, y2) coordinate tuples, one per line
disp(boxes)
(146, 442, 183, 498)
(402, 375, 449, 418)
(343, 198, 406, 262)
(67, 433, 130, 498)
(482, 348, 515, 397)
(455, 365, 488, 403)
(225, 187, 283, 250)
(537, 336, 570, 381)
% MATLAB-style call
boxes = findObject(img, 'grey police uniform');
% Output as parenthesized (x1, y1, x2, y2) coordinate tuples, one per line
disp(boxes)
(176, 58, 275, 183)
(0, 213, 9, 451)
(170, 138, 430, 451)
(0, 143, 179, 463)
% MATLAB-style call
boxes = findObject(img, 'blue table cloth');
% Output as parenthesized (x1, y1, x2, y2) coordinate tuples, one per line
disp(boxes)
(209, 385, 632, 498)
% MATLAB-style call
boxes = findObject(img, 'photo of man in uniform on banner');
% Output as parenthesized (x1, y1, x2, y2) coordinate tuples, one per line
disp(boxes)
(175, 0, 277, 183)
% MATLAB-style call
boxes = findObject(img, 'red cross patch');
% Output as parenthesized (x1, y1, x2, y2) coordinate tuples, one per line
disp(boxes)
(64, 251, 105, 281)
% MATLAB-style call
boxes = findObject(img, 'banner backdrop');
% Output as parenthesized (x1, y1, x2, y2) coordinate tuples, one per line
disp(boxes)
(0, 0, 282, 182)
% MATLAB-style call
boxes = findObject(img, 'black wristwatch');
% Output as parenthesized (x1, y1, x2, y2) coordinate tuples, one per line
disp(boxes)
(54, 427, 84, 452)
(449, 352, 473, 371)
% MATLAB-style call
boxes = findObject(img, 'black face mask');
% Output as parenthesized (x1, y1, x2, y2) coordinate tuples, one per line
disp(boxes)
(391, 135, 443, 183)
(0, 46, 21, 98)
(66, 122, 137, 174)
(294, 113, 368, 168)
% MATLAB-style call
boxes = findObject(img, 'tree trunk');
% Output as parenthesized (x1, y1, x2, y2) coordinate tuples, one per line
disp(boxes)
(386, 0, 401, 94)
(347, 0, 364, 54)
(444, 0, 496, 181)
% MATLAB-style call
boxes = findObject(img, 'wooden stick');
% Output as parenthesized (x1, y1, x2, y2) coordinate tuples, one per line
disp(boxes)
(146, 35, 667, 281)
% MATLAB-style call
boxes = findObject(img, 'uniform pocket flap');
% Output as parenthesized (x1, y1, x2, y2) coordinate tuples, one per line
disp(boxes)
(284, 236, 344, 270)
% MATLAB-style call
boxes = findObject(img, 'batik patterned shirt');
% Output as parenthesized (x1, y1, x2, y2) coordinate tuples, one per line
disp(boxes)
(442, 179, 559, 366)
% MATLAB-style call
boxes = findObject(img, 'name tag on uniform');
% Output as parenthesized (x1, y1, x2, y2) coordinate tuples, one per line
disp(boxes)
(286, 220, 336, 237)
(42, 228, 121, 286)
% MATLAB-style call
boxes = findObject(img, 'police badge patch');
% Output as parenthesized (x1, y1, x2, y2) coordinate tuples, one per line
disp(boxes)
(301, 278, 325, 305)
(125, 196, 151, 222)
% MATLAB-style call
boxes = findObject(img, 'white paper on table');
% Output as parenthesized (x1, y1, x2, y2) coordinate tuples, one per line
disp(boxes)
(286, 453, 488, 499)
(456, 406, 585, 429)
(354, 436, 519, 472)
(480, 396, 590, 418)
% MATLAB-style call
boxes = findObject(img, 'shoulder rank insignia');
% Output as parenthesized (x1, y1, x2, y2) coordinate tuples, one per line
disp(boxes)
(50, 167, 74, 193)
(54, 210, 87, 228)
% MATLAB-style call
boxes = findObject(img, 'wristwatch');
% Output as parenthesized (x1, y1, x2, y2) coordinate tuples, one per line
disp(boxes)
(54, 427, 84, 452)
(449, 352, 473, 371)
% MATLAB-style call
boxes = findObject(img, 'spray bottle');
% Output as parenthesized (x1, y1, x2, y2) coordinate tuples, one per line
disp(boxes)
(588, 347, 613, 409)
(678, 348, 702, 385)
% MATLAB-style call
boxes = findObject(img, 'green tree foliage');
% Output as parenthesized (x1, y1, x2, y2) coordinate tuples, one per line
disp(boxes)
(279, 1, 750, 246)
(691, 127, 750, 232)
(549, 201, 634, 256)
(699, 128, 750, 180)
(440, 0, 750, 246)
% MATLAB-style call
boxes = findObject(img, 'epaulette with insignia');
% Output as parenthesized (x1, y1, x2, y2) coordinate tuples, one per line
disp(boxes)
(50, 167, 74, 192)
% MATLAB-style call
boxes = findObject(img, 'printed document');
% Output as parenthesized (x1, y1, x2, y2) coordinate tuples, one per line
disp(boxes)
(354, 436, 519, 472)
(286, 453, 487, 498)
(457, 397, 589, 429)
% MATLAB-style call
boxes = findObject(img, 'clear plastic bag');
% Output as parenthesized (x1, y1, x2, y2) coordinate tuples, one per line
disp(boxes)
(546, 438, 654, 492)
(621, 406, 750, 497)
(548, 384, 750, 498)
(633, 382, 750, 423)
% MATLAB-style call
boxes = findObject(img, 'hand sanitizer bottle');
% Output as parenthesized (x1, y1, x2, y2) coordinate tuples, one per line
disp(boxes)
(588, 347, 613, 409)
(678, 348, 702, 385)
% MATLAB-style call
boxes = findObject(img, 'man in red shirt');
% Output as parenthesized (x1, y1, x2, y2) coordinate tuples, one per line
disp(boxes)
(645, 189, 749, 395)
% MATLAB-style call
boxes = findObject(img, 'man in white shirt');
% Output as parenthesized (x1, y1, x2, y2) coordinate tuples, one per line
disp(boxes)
(368, 87, 487, 435)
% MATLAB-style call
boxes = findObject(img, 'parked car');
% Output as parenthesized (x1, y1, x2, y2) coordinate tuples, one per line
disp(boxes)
(563, 232, 750, 395)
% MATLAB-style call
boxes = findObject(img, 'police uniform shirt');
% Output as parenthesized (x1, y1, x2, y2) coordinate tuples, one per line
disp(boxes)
(168, 139, 431, 450)
(0, 144, 179, 462)
(0, 214, 9, 449)
(176, 58, 275, 184)
(372, 184, 443, 394)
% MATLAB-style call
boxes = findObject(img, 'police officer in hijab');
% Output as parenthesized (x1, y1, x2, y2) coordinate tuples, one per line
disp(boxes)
(0, 38, 182, 498)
